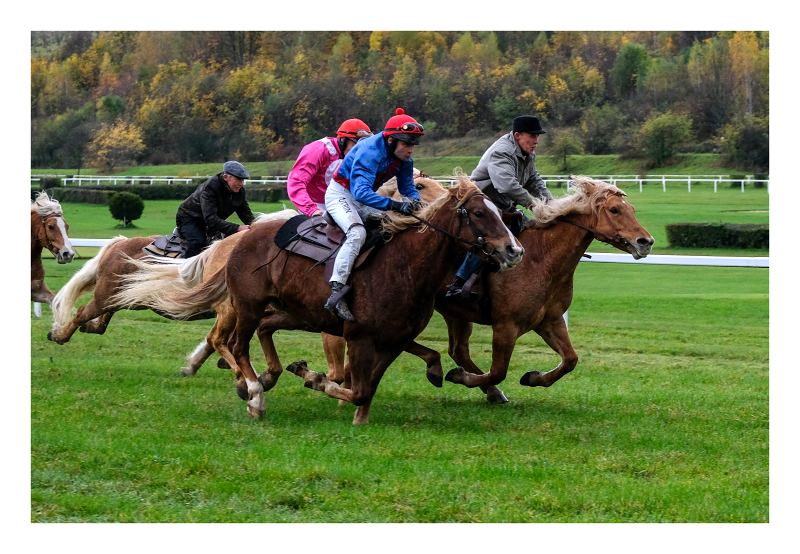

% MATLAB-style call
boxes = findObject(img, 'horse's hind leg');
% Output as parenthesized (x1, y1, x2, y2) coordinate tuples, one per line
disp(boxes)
(444, 316, 509, 404)
(519, 316, 578, 388)
(322, 333, 346, 383)
(181, 336, 216, 377)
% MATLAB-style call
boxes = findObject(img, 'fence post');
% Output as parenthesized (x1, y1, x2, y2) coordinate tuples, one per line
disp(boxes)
(639, 179, 643, 193)
(662, 175, 666, 192)
(741, 179, 745, 193)
(688, 176, 692, 193)
(714, 180, 718, 193)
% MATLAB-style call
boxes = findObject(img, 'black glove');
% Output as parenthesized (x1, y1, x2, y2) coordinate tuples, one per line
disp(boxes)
(390, 200, 414, 215)
(411, 199, 424, 211)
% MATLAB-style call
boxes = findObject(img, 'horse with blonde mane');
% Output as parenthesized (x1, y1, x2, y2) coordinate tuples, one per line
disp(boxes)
(116, 178, 524, 423)
(31, 191, 75, 304)
(393, 175, 654, 400)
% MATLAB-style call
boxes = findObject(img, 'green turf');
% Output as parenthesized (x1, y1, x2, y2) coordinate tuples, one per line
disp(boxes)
(30, 253, 768, 522)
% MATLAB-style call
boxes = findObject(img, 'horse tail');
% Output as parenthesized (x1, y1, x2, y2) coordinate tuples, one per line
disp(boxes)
(50, 236, 127, 333)
(112, 262, 229, 320)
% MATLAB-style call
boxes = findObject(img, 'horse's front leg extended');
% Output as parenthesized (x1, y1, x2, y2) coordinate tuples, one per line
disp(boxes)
(404, 340, 444, 388)
(446, 321, 517, 393)
(230, 309, 266, 418)
(79, 312, 114, 334)
(285, 360, 354, 403)
(444, 317, 509, 404)
(31, 278, 54, 304)
(520, 316, 578, 388)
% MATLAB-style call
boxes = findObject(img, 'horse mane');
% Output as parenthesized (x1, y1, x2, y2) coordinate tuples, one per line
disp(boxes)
(31, 191, 63, 218)
(381, 174, 476, 235)
(529, 175, 627, 226)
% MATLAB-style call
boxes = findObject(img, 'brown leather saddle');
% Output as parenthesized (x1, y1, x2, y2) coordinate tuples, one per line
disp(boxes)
(274, 213, 386, 280)
(143, 228, 187, 258)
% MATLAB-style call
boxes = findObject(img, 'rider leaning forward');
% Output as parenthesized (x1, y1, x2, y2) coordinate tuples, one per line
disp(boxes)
(323, 107, 425, 321)
(445, 115, 551, 298)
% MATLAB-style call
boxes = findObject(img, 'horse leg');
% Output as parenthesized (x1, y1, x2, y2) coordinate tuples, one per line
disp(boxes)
(47, 300, 109, 344)
(322, 333, 347, 383)
(285, 360, 354, 403)
(255, 325, 284, 392)
(404, 340, 444, 388)
(181, 336, 215, 377)
(519, 316, 578, 388)
(79, 312, 114, 334)
(31, 278, 54, 304)
(444, 316, 509, 404)
(445, 321, 517, 394)
(350, 346, 401, 425)
(229, 309, 266, 418)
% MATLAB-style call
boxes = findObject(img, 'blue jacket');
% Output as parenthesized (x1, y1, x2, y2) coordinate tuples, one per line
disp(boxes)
(333, 133, 420, 210)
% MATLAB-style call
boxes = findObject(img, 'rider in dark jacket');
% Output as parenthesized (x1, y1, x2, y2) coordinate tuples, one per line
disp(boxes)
(176, 160, 255, 257)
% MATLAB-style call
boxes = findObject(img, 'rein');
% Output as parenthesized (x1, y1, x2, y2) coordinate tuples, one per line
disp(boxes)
(561, 216, 629, 252)
(406, 193, 492, 257)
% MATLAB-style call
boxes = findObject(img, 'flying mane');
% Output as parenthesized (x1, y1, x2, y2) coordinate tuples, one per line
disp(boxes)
(529, 175, 627, 226)
(31, 191, 64, 218)
(381, 175, 477, 235)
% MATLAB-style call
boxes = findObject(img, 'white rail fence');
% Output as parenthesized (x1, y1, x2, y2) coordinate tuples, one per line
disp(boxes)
(32, 239, 769, 317)
(35, 174, 769, 193)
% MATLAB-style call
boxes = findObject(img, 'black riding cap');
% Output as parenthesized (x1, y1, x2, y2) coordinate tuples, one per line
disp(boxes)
(512, 115, 546, 135)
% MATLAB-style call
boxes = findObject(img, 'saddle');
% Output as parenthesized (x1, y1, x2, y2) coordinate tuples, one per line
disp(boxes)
(274, 213, 386, 280)
(143, 228, 187, 258)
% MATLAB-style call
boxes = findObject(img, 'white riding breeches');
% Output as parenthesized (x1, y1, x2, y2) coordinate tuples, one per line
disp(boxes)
(325, 181, 385, 285)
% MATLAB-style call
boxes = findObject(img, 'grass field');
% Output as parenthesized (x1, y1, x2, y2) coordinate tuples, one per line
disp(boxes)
(30, 250, 768, 522)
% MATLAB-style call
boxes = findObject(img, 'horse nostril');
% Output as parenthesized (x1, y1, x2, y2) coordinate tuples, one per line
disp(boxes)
(638, 237, 654, 246)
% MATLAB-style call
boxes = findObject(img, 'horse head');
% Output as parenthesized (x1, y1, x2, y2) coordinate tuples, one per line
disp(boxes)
(439, 177, 524, 271)
(31, 192, 75, 263)
(537, 176, 653, 259)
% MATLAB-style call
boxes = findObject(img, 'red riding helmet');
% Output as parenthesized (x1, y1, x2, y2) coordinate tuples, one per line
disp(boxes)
(382, 107, 424, 145)
(336, 118, 372, 140)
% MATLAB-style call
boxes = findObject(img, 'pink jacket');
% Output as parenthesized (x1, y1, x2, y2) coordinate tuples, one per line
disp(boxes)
(287, 137, 342, 216)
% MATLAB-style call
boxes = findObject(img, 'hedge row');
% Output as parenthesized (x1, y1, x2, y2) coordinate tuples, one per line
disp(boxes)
(38, 183, 290, 204)
(665, 223, 769, 249)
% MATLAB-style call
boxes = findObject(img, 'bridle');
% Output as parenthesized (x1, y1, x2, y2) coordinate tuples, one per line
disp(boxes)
(405, 191, 496, 259)
(36, 212, 66, 254)
(560, 200, 633, 252)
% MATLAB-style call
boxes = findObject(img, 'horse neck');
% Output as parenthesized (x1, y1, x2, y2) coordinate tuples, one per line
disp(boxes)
(31, 212, 44, 258)
(525, 213, 596, 274)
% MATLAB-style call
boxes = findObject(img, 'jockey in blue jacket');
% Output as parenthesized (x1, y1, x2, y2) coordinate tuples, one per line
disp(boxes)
(323, 107, 425, 321)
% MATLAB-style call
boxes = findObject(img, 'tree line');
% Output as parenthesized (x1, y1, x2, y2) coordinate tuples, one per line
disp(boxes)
(30, 31, 769, 172)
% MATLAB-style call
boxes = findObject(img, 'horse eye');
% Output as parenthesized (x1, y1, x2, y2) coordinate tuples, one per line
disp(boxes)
(474, 209, 484, 218)
(609, 207, 620, 215)
(415, 183, 424, 190)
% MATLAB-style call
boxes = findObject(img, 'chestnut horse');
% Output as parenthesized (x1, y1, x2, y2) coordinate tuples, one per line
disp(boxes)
(119, 179, 524, 423)
(342, 176, 654, 401)
(47, 210, 296, 345)
(31, 192, 75, 304)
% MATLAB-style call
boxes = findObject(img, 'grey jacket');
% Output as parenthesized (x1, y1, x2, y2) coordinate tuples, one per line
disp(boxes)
(470, 132, 552, 211)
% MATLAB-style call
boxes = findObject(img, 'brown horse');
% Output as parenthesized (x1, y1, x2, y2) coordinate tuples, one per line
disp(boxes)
(358, 176, 654, 401)
(47, 210, 296, 346)
(121, 178, 524, 423)
(31, 192, 75, 304)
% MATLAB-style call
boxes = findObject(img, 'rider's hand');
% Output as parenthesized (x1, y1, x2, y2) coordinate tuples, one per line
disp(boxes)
(411, 199, 424, 211)
(390, 201, 414, 215)
(311, 209, 323, 217)
(237, 224, 250, 232)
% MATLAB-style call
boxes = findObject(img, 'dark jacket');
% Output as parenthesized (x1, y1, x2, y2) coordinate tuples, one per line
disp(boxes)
(471, 132, 552, 211)
(176, 173, 254, 236)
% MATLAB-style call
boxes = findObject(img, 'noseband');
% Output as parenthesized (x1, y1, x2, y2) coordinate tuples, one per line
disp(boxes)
(37, 213, 65, 253)
(562, 210, 631, 251)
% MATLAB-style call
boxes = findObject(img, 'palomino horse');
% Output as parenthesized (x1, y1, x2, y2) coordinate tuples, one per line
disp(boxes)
(31, 192, 75, 304)
(385, 176, 654, 401)
(120, 178, 524, 423)
(47, 210, 296, 346)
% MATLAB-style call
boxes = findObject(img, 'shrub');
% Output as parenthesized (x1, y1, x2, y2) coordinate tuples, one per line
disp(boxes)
(108, 191, 145, 227)
(45, 187, 111, 204)
(639, 112, 693, 167)
(720, 116, 769, 173)
(666, 223, 768, 249)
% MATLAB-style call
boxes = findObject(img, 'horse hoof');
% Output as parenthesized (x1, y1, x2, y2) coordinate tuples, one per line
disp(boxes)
(247, 405, 265, 419)
(520, 371, 544, 387)
(445, 367, 465, 384)
(286, 360, 308, 375)
(217, 358, 231, 370)
(426, 369, 443, 388)
(236, 382, 249, 401)
(486, 389, 509, 404)
(180, 367, 196, 377)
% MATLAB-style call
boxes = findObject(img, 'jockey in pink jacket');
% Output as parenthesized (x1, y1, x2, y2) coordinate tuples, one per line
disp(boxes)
(287, 118, 373, 216)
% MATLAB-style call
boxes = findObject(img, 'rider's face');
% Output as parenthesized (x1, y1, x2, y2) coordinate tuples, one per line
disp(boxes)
(392, 139, 415, 161)
(514, 132, 540, 155)
(224, 174, 244, 192)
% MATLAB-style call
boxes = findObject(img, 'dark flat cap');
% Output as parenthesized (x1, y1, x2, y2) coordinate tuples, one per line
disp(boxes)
(223, 160, 250, 180)
(513, 115, 546, 135)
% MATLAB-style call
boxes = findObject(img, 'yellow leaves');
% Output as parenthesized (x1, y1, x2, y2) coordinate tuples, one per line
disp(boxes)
(86, 121, 146, 173)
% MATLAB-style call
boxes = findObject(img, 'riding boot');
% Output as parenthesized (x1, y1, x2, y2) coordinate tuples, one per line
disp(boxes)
(324, 282, 355, 321)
